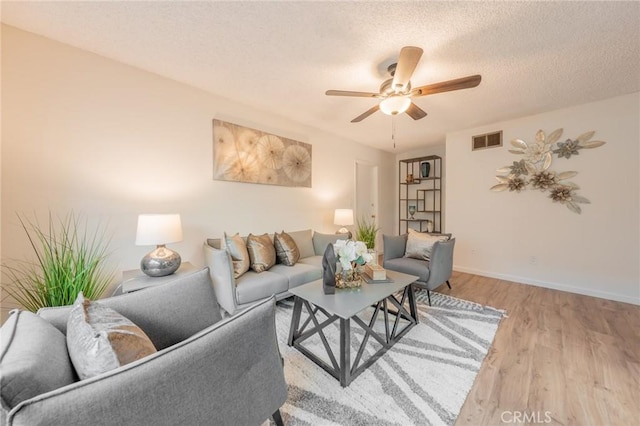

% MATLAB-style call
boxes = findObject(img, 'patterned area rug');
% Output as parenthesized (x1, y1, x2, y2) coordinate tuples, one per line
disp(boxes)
(273, 290, 506, 426)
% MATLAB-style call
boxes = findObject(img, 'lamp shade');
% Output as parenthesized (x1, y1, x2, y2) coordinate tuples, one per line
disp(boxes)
(135, 214, 183, 246)
(379, 95, 411, 116)
(333, 209, 354, 226)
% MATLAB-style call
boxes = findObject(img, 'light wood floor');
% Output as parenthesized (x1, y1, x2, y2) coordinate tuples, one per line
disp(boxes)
(434, 271, 640, 426)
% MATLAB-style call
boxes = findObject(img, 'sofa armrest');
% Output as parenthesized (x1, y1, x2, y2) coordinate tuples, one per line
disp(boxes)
(382, 234, 408, 263)
(9, 297, 287, 426)
(203, 243, 238, 315)
(425, 238, 456, 287)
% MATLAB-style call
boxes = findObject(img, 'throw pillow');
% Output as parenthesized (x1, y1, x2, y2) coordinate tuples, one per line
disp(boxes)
(287, 229, 315, 259)
(224, 232, 250, 279)
(274, 231, 300, 266)
(246, 233, 276, 273)
(66, 293, 157, 380)
(312, 232, 348, 256)
(0, 310, 76, 410)
(404, 228, 450, 260)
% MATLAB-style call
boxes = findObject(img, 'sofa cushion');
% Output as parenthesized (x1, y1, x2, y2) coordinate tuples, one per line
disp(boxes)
(246, 233, 276, 273)
(0, 310, 76, 410)
(38, 268, 222, 351)
(235, 271, 288, 305)
(312, 232, 348, 256)
(384, 257, 430, 283)
(66, 293, 157, 380)
(274, 231, 300, 266)
(298, 255, 323, 269)
(270, 263, 322, 289)
(287, 229, 314, 259)
(224, 232, 251, 278)
(404, 229, 450, 260)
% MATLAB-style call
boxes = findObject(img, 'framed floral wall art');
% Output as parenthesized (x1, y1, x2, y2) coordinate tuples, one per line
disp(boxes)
(212, 119, 312, 188)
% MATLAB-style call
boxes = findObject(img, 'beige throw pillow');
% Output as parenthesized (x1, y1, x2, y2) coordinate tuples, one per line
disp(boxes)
(246, 233, 276, 273)
(404, 229, 450, 261)
(66, 293, 157, 380)
(274, 231, 300, 266)
(224, 232, 250, 279)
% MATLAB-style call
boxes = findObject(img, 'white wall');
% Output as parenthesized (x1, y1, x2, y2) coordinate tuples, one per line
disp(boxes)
(446, 93, 640, 304)
(0, 25, 395, 317)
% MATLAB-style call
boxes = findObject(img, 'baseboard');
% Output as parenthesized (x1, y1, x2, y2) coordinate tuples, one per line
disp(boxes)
(453, 265, 640, 306)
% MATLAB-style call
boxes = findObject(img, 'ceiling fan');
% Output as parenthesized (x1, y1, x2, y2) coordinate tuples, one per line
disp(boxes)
(326, 46, 482, 123)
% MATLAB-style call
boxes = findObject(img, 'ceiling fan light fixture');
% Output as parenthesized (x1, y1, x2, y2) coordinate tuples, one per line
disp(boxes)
(379, 95, 411, 116)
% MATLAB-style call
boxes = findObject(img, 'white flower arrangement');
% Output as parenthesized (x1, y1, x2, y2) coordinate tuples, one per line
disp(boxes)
(333, 240, 373, 271)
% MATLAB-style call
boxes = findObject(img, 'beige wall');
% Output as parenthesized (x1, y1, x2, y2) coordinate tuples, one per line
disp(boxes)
(0, 25, 395, 319)
(446, 93, 640, 304)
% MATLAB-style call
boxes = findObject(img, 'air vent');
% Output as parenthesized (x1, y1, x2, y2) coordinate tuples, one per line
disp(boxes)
(472, 131, 503, 151)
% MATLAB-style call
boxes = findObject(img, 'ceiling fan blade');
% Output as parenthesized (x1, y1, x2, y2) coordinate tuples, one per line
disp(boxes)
(392, 46, 423, 92)
(351, 104, 380, 123)
(413, 75, 482, 97)
(405, 103, 428, 120)
(326, 90, 380, 98)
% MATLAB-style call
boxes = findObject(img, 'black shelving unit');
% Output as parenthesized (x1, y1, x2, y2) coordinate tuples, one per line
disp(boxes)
(399, 155, 442, 234)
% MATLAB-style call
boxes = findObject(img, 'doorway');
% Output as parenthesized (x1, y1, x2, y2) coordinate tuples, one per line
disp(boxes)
(354, 161, 379, 249)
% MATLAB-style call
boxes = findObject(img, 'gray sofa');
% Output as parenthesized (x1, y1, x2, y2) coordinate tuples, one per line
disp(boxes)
(0, 268, 287, 426)
(383, 233, 456, 305)
(204, 229, 347, 315)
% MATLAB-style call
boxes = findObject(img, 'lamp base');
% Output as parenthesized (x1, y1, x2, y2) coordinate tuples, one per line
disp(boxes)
(141, 245, 181, 277)
(336, 228, 352, 239)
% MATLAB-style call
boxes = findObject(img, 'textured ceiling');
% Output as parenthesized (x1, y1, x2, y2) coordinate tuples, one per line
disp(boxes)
(2, 1, 639, 153)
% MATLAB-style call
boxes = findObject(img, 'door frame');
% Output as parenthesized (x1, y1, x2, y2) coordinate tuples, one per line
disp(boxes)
(354, 160, 380, 247)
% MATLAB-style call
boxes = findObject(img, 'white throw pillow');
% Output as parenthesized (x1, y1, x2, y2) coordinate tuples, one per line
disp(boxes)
(404, 229, 450, 260)
(66, 293, 157, 380)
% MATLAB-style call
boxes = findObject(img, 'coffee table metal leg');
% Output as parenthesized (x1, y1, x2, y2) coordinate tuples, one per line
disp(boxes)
(288, 296, 303, 346)
(408, 284, 419, 324)
(339, 317, 351, 387)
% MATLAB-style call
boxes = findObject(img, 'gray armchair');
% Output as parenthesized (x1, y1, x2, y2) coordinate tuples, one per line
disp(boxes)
(383, 234, 456, 305)
(2, 268, 287, 426)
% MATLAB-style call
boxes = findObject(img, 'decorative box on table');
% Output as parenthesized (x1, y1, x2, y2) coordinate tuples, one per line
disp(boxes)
(364, 263, 386, 281)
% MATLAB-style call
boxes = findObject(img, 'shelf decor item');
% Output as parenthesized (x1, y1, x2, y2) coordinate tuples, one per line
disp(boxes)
(408, 205, 416, 219)
(420, 161, 431, 178)
(2, 212, 114, 312)
(490, 128, 606, 214)
(136, 214, 183, 277)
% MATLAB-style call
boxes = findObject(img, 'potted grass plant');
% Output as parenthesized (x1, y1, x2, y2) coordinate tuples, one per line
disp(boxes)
(355, 216, 380, 250)
(2, 212, 114, 312)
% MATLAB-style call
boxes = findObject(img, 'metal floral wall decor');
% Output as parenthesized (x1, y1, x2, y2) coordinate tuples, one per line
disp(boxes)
(490, 128, 605, 214)
(212, 119, 312, 187)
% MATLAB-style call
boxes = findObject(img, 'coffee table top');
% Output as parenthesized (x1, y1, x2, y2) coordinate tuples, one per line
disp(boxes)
(289, 269, 418, 319)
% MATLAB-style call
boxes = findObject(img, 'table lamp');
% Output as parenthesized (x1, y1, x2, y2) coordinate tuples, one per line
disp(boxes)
(135, 214, 183, 277)
(334, 209, 353, 239)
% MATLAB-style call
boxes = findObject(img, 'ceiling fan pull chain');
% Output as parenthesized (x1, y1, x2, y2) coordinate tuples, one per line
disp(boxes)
(392, 117, 396, 149)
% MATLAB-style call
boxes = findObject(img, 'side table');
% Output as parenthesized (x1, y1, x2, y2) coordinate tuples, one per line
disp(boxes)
(117, 262, 199, 294)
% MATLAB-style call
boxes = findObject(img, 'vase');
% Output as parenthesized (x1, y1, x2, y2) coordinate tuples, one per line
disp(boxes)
(426, 220, 434, 233)
(421, 162, 431, 178)
(408, 205, 416, 219)
(335, 268, 363, 289)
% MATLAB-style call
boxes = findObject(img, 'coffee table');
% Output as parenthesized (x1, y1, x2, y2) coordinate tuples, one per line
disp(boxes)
(287, 269, 419, 387)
